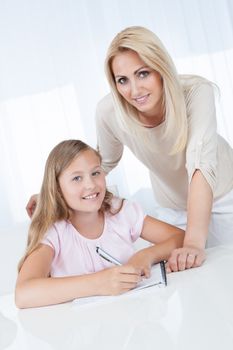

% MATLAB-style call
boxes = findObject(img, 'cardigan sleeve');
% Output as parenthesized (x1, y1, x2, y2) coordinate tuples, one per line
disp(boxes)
(185, 83, 218, 193)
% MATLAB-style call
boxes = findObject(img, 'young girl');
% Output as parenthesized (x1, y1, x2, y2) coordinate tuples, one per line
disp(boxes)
(16, 140, 184, 309)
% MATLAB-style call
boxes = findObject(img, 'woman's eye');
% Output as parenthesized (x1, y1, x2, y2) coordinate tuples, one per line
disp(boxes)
(138, 70, 149, 79)
(117, 77, 127, 85)
(73, 176, 81, 182)
(92, 171, 100, 177)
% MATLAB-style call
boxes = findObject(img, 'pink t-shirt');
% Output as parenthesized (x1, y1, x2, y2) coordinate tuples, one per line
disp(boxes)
(41, 198, 146, 277)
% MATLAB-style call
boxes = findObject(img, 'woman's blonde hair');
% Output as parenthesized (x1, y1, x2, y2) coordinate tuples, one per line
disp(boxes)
(105, 26, 188, 154)
(18, 140, 113, 271)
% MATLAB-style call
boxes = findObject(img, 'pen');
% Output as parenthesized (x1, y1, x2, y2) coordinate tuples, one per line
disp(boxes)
(96, 246, 122, 266)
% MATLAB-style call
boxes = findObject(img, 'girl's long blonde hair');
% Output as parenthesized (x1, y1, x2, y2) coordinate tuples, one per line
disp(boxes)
(18, 140, 113, 271)
(105, 26, 188, 154)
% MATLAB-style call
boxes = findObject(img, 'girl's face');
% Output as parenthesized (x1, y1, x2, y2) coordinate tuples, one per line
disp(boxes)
(112, 50, 164, 125)
(59, 150, 106, 214)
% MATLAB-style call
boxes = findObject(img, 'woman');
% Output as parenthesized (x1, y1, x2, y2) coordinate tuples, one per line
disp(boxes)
(95, 26, 233, 271)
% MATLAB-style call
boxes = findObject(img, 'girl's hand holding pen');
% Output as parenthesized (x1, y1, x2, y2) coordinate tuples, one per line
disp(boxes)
(96, 265, 141, 296)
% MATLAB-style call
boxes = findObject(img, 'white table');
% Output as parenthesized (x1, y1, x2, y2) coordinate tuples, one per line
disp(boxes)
(1, 245, 233, 350)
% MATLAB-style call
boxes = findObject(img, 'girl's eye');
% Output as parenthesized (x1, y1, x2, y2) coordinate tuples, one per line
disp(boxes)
(92, 171, 100, 177)
(73, 176, 81, 182)
(138, 70, 149, 79)
(116, 77, 127, 85)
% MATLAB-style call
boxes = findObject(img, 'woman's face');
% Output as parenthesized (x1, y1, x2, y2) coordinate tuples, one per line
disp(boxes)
(111, 50, 164, 124)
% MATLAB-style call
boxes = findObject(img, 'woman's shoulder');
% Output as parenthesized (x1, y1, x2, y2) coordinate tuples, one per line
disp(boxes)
(96, 93, 120, 129)
(179, 74, 217, 105)
(180, 74, 216, 92)
(96, 93, 115, 115)
(179, 73, 211, 83)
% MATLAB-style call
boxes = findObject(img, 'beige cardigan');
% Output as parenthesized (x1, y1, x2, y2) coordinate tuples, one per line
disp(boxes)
(96, 77, 233, 210)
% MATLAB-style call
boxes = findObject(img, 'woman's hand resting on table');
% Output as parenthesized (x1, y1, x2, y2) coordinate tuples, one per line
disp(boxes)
(166, 246, 206, 273)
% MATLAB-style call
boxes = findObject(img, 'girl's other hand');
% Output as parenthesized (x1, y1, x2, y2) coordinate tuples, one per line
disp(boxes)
(127, 249, 153, 278)
(166, 246, 206, 273)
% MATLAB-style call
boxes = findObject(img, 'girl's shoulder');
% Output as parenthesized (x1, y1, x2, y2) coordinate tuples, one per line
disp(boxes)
(106, 197, 146, 239)
(43, 220, 69, 239)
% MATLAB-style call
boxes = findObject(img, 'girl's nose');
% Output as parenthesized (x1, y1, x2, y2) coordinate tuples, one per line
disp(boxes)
(84, 176, 95, 189)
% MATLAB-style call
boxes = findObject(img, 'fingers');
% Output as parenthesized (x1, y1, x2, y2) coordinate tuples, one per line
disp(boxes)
(126, 251, 153, 277)
(194, 253, 205, 267)
(116, 265, 142, 285)
(120, 271, 142, 284)
(119, 264, 141, 275)
(26, 202, 36, 218)
(143, 267, 151, 278)
(106, 265, 142, 294)
(168, 247, 206, 272)
(25, 194, 38, 218)
(120, 281, 140, 292)
(165, 263, 172, 274)
(106, 264, 153, 296)
(186, 253, 196, 269)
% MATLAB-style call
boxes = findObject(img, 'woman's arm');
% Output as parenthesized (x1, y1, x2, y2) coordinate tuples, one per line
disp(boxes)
(15, 244, 141, 308)
(166, 82, 217, 272)
(186, 169, 213, 248)
(127, 216, 184, 276)
(168, 170, 211, 271)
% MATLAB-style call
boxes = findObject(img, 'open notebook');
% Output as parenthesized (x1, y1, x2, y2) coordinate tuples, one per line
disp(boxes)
(73, 261, 167, 306)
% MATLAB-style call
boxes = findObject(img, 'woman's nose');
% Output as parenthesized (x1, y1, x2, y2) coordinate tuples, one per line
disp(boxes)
(130, 79, 140, 97)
